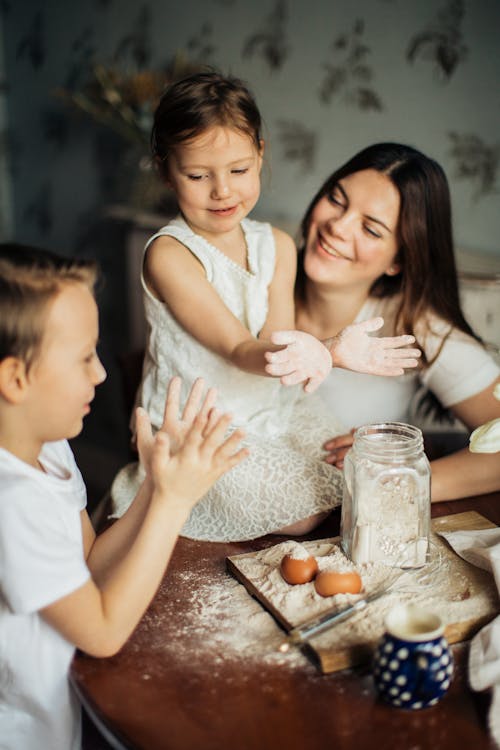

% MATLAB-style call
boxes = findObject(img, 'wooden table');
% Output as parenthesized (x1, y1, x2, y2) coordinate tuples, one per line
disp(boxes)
(73, 489, 500, 750)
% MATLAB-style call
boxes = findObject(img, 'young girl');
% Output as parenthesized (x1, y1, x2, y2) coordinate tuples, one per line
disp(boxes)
(111, 72, 420, 541)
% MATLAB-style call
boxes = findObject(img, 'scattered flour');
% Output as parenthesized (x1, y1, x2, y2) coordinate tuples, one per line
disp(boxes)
(228, 533, 499, 667)
(132, 531, 498, 677)
(133, 563, 311, 675)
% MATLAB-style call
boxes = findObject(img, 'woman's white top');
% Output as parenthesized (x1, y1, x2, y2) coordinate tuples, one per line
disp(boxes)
(316, 296, 499, 431)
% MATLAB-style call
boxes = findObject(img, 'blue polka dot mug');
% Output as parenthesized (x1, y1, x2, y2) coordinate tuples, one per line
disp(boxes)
(373, 603, 454, 709)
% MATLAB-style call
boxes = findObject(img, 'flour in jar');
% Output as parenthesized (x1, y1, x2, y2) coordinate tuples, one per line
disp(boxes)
(342, 455, 429, 567)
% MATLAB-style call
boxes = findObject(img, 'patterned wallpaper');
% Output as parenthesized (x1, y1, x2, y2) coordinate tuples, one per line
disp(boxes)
(2, 0, 499, 256)
(0, 0, 498, 466)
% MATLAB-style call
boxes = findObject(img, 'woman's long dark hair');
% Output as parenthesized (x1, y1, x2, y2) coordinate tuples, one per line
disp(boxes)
(296, 143, 479, 368)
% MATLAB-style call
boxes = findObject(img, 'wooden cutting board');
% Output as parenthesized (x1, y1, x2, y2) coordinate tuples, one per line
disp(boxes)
(227, 511, 499, 673)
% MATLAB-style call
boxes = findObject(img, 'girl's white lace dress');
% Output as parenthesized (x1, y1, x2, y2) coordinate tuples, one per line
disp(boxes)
(111, 216, 343, 541)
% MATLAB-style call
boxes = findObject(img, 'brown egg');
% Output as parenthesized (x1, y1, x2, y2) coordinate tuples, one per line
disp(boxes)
(280, 553, 318, 585)
(314, 570, 362, 597)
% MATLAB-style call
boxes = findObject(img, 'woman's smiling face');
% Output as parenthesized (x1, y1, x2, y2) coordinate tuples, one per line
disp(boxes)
(304, 169, 401, 293)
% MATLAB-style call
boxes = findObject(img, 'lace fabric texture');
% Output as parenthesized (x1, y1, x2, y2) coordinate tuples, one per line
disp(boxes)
(110, 216, 343, 541)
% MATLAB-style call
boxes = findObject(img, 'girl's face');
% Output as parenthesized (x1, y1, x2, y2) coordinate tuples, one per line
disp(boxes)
(304, 169, 401, 294)
(166, 126, 263, 242)
(26, 283, 106, 445)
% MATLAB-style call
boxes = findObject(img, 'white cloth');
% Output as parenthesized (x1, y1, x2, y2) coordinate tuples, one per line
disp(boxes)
(316, 296, 500, 431)
(438, 527, 500, 748)
(111, 216, 344, 541)
(0, 441, 90, 750)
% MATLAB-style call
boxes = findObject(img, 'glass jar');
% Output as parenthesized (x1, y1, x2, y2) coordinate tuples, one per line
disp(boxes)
(341, 422, 430, 568)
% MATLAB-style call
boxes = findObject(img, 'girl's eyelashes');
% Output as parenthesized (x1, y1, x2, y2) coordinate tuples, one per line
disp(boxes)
(186, 168, 249, 180)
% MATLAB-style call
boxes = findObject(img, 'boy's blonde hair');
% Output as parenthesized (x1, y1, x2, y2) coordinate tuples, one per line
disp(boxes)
(0, 243, 98, 372)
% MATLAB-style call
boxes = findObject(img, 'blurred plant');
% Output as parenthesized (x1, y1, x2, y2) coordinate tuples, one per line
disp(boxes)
(54, 53, 202, 150)
(448, 132, 500, 201)
(406, 0, 468, 80)
(319, 19, 383, 111)
(186, 22, 216, 63)
(469, 383, 500, 454)
(16, 8, 45, 69)
(242, 0, 289, 71)
(275, 119, 316, 173)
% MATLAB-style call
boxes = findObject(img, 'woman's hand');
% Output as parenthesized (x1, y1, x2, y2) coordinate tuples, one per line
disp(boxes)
(323, 430, 356, 469)
(264, 330, 333, 393)
(327, 317, 421, 376)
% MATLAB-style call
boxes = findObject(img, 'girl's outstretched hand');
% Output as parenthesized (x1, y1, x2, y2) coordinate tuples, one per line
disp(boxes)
(264, 330, 333, 393)
(326, 317, 421, 376)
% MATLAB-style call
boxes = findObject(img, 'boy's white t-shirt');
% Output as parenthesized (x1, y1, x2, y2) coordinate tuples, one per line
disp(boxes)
(0, 440, 90, 750)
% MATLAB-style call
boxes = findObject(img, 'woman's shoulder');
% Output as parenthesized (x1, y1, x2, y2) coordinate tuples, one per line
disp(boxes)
(418, 311, 499, 405)
(414, 309, 479, 357)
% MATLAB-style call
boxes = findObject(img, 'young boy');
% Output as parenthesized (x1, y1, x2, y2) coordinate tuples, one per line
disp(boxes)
(0, 243, 247, 750)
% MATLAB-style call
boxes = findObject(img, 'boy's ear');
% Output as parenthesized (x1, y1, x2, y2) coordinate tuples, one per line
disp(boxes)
(0, 356, 30, 404)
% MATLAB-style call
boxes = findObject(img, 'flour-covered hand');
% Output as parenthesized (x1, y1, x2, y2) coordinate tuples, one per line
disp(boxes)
(327, 317, 421, 376)
(264, 330, 333, 393)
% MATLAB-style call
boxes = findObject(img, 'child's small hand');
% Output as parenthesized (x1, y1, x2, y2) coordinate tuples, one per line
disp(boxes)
(264, 330, 333, 393)
(160, 376, 217, 454)
(147, 411, 248, 510)
(327, 317, 421, 376)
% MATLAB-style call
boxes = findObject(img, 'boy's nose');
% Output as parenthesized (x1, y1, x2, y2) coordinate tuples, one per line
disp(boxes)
(93, 357, 107, 385)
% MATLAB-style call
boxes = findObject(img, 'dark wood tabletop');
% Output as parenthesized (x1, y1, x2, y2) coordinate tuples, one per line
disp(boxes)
(73, 485, 500, 750)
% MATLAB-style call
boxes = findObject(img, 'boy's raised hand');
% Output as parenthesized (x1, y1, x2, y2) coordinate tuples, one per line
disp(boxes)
(325, 317, 421, 376)
(135, 377, 248, 509)
(159, 376, 217, 454)
(264, 331, 332, 393)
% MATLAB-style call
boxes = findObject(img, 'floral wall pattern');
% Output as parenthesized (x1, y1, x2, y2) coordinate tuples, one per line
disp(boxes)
(2, 0, 499, 258)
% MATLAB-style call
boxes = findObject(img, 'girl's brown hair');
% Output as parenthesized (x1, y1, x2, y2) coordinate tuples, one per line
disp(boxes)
(151, 70, 262, 180)
(0, 243, 98, 372)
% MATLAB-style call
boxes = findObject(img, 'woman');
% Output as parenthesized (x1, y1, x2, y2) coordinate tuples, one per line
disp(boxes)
(295, 143, 500, 502)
